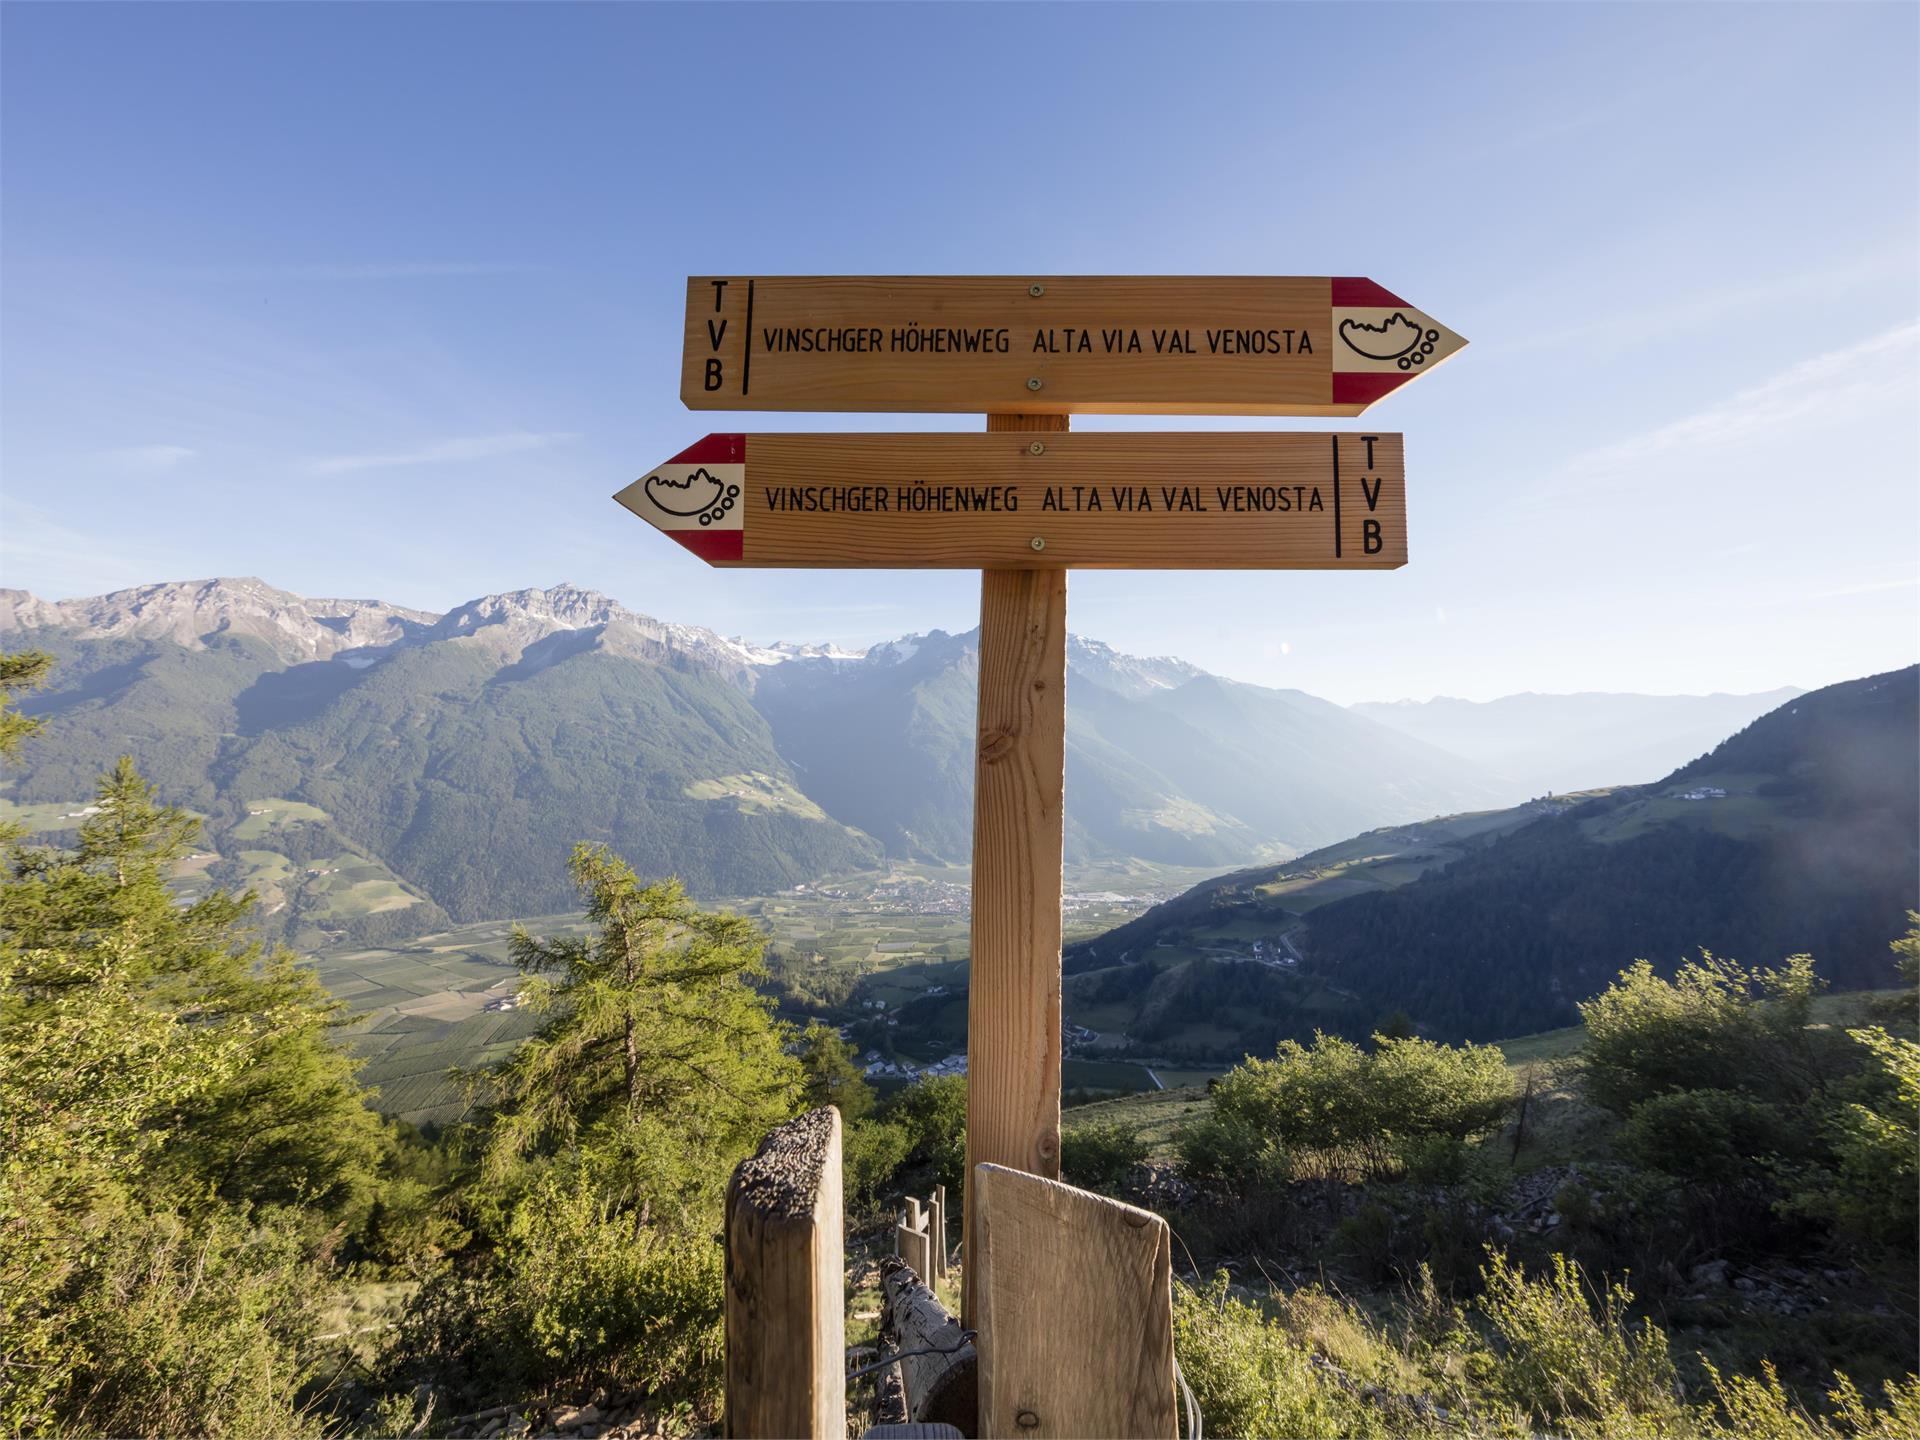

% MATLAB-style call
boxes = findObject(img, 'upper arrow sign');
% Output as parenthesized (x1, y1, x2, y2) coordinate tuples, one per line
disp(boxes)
(682, 276, 1464, 416)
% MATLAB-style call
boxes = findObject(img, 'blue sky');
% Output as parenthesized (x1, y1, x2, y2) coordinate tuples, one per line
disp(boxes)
(3, 1, 1915, 704)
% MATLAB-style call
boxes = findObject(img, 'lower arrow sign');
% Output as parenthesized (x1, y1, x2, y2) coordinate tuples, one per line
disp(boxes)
(614, 432, 1405, 569)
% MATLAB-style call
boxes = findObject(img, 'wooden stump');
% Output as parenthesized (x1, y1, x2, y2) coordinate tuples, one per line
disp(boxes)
(723, 1107, 845, 1438)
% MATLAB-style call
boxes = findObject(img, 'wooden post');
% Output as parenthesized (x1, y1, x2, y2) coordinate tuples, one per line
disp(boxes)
(973, 1164, 1177, 1439)
(963, 412, 1070, 1328)
(931, 1184, 948, 1280)
(723, 1107, 845, 1439)
(897, 1215, 932, 1283)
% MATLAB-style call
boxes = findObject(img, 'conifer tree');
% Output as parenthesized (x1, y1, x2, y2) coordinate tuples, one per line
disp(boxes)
(479, 842, 801, 1222)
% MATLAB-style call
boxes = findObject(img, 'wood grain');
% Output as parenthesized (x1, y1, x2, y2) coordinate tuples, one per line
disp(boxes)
(682, 276, 1465, 415)
(723, 1108, 845, 1439)
(963, 423, 1069, 1329)
(616, 431, 1407, 569)
(972, 1165, 1176, 1440)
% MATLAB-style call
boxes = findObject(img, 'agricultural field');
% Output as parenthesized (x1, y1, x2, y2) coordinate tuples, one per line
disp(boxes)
(0, 794, 99, 832)
(682, 770, 830, 821)
(310, 911, 596, 1125)
(303, 860, 1202, 1124)
(1577, 772, 1786, 846)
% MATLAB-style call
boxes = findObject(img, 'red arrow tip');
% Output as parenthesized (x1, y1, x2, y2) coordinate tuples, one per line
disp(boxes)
(1331, 277, 1410, 308)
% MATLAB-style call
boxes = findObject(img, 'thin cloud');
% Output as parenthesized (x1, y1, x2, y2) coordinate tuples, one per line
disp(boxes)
(100, 443, 197, 472)
(1566, 322, 1919, 475)
(308, 431, 577, 475)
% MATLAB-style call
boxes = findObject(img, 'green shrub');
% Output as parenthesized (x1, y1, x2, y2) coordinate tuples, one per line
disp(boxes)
(882, 1074, 967, 1192)
(56, 1207, 331, 1440)
(387, 1176, 725, 1413)
(1171, 1272, 1412, 1439)
(1061, 1121, 1148, 1197)
(1176, 1031, 1513, 1188)
(1174, 1105, 1287, 1194)
(843, 1119, 912, 1210)
(1816, 1027, 1920, 1252)
(1475, 1248, 1682, 1432)
(1620, 1087, 1797, 1181)
(1579, 953, 1847, 1117)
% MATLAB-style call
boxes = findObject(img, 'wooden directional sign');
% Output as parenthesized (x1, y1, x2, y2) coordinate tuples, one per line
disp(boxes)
(682, 276, 1464, 416)
(614, 431, 1405, 569)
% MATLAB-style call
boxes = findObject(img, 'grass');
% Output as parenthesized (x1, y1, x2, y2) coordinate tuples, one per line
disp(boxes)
(230, 797, 330, 841)
(683, 771, 829, 821)
(1061, 1058, 1161, 1094)
(1063, 1086, 1212, 1162)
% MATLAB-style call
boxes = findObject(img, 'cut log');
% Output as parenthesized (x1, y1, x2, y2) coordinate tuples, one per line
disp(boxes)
(879, 1256, 977, 1436)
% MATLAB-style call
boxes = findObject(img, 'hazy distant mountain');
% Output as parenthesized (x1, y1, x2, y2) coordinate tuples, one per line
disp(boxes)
(754, 628, 1508, 866)
(1070, 668, 1918, 1050)
(1350, 688, 1806, 796)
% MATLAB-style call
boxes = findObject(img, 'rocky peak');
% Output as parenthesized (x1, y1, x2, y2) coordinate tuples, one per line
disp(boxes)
(1067, 634, 1204, 698)
(0, 577, 435, 663)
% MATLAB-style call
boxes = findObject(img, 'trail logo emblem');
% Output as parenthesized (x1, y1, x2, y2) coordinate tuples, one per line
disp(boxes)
(1338, 312, 1442, 370)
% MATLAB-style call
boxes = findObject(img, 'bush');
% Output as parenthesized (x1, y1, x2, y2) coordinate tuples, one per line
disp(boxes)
(1061, 1121, 1148, 1197)
(1174, 1105, 1287, 1194)
(1475, 1249, 1682, 1431)
(387, 1176, 724, 1413)
(1579, 953, 1846, 1116)
(1620, 1088, 1798, 1181)
(843, 1119, 912, 1211)
(1171, 1272, 1411, 1439)
(1816, 1027, 1920, 1252)
(882, 1074, 967, 1192)
(1176, 1032, 1513, 1188)
(56, 1207, 331, 1440)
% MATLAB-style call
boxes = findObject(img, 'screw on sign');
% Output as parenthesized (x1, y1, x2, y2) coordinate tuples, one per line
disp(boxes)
(628, 275, 1465, 1439)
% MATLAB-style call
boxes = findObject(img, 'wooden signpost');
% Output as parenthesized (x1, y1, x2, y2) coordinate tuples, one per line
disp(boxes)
(634, 275, 1464, 1436)
(615, 430, 1408, 569)
(681, 275, 1465, 415)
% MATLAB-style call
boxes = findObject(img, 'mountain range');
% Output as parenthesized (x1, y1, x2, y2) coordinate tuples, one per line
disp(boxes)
(1065, 666, 1919, 1048)
(0, 577, 1808, 946)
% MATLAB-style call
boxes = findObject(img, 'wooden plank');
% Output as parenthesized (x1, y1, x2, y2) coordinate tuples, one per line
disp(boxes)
(962, 431, 1068, 1328)
(613, 430, 1407, 570)
(723, 1108, 845, 1439)
(972, 1165, 1177, 1440)
(682, 275, 1465, 415)
(879, 1257, 978, 1435)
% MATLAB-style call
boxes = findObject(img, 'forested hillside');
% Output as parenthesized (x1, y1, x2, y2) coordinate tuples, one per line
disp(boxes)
(1, 579, 1509, 929)
(1068, 669, 1919, 1048)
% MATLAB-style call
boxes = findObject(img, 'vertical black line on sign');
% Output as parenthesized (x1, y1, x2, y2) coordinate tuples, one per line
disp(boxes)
(741, 280, 755, 397)
(1331, 434, 1343, 559)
